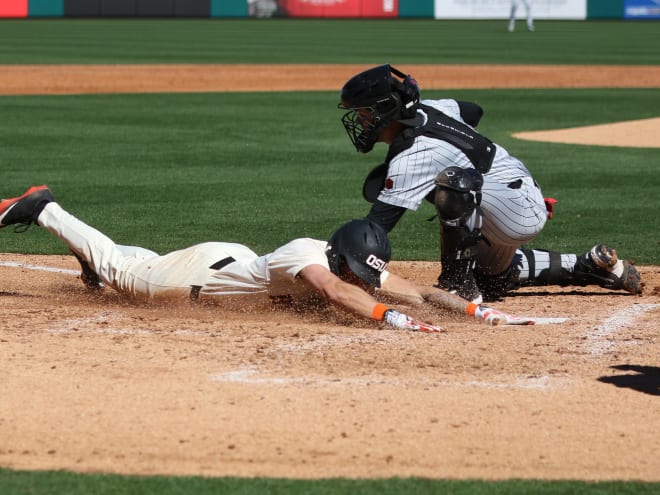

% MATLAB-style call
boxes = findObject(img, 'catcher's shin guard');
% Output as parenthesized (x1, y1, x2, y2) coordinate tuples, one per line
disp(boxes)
(436, 225, 482, 304)
(433, 167, 485, 303)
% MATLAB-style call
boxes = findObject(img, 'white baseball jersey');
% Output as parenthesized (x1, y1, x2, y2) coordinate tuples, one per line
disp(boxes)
(38, 202, 387, 303)
(380, 98, 548, 272)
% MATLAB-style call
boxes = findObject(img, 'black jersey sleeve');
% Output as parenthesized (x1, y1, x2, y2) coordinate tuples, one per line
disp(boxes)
(366, 200, 407, 233)
(456, 100, 484, 128)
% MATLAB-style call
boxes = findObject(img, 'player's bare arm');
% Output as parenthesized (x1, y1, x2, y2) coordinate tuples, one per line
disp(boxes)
(380, 272, 534, 326)
(298, 264, 443, 333)
(299, 264, 380, 319)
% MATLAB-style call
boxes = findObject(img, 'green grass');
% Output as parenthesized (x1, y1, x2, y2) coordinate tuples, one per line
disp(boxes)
(2, 469, 659, 495)
(1, 88, 658, 263)
(0, 19, 659, 64)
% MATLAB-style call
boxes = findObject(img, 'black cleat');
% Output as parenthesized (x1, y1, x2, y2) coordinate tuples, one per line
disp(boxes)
(0, 185, 54, 229)
(436, 261, 483, 304)
(574, 244, 642, 295)
(71, 251, 104, 291)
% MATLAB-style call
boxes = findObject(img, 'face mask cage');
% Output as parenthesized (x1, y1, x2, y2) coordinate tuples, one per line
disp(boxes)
(339, 97, 399, 154)
(340, 108, 378, 153)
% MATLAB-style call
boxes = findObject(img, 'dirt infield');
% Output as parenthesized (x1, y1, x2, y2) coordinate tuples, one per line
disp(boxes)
(1, 254, 659, 480)
(1, 65, 659, 481)
(2, 64, 660, 94)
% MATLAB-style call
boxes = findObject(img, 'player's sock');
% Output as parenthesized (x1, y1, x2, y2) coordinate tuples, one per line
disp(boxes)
(514, 249, 577, 285)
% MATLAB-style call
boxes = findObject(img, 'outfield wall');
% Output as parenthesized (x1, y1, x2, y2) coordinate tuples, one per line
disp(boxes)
(0, 0, 656, 19)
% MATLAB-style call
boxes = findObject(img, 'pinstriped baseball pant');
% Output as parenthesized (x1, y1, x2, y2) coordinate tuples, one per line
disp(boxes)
(476, 175, 547, 274)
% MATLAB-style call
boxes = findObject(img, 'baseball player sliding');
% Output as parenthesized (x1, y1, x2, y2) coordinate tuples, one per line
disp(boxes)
(0, 185, 532, 332)
(338, 65, 641, 304)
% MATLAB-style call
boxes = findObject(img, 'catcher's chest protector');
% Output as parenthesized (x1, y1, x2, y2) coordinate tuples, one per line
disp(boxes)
(387, 104, 496, 174)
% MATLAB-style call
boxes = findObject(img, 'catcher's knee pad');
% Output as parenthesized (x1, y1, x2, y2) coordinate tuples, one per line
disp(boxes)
(434, 167, 483, 222)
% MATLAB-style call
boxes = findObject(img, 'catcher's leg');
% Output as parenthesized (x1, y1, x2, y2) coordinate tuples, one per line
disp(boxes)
(472, 175, 548, 301)
(434, 167, 484, 304)
(514, 245, 642, 295)
(473, 242, 520, 302)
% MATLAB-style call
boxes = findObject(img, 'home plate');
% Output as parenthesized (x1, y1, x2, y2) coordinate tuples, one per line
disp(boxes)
(530, 317, 569, 325)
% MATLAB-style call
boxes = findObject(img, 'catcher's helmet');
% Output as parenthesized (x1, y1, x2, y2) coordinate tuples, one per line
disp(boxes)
(326, 219, 391, 288)
(338, 64, 420, 153)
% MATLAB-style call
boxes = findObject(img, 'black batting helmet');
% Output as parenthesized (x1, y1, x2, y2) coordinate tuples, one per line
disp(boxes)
(326, 219, 391, 288)
(338, 64, 420, 153)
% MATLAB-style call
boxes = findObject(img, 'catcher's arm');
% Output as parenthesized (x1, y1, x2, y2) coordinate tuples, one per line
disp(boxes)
(379, 272, 534, 326)
(457, 100, 484, 127)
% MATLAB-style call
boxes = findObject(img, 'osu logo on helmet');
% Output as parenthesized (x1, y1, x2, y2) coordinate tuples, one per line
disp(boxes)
(365, 254, 388, 273)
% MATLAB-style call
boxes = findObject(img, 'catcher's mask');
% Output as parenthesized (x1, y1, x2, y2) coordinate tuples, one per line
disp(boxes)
(326, 219, 391, 288)
(338, 64, 420, 153)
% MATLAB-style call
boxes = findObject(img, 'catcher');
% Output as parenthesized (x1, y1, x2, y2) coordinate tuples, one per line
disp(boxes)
(338, 64, 642, 304)
(0, 185, 533, 333)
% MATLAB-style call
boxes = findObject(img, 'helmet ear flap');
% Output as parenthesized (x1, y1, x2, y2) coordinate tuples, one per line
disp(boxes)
(376, 91, 401, 122)
(389, 66, 419, 119)
(399, 75, 420, 119)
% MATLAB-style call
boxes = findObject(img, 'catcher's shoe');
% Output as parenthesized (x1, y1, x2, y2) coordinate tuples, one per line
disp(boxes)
(574, 244, 642, 295)
(71, 251, 104, 291)
(436, 261, 483, 304)
(0, 185, 54, 229)
(474, 265, 520, 302)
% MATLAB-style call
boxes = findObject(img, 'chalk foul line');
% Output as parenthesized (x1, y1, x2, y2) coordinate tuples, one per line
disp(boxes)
(587, 303, 660, 355)
(0, 260, 80, 276)
(207, 367, 567, 390)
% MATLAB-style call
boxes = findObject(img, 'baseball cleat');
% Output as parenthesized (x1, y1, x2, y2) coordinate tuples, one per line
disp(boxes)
(574, 244, 642, 295)
(71, 251, 104, 291)
(436, 270, 483, 305)
(0, 185, 54, 229)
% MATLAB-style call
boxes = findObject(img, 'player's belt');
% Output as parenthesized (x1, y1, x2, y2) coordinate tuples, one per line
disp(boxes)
(189, 256, 237, 301)
(209, 256, 236, 270)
